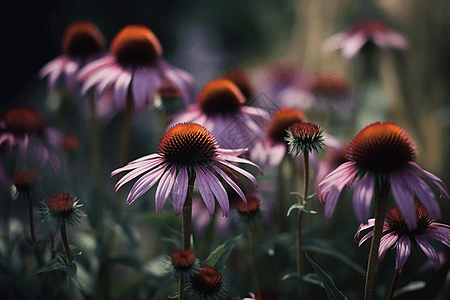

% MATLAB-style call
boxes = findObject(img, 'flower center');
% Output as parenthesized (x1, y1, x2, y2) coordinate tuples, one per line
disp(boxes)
(1, 107, 46, 136)
(13, 169, 39, 191)
(60, 134, 79, 152)
(111, 25, 163, 67)
(197, 79, 245, 116)
(62, 21, 105, 58)
(386, 202, 433, 236)
(236, 194, 260, 216)
(157, 123, 218, 167)
(254, 291, 281, 300)
(346, 122, 416, 172)
(311, 72, 350, 97)
(190, 265, 224, 296)
(267, 108, 306, 143)
(224, 68, 253, 101)
(172, 249, 195, 270)
(348, 19, 390, 37)
(47, 193, 74, 215)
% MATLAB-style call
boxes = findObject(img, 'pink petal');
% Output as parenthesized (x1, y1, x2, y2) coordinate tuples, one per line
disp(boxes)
(195, 167, 215, 215)
(114, 68, 132, 110)
(155, 165, 176, 213)
(321, 33, 346, 54)
(415, 235, 440, 271)
(211, 164, 247, 205)
(81, 67, 115, 96)
(218, 159, 257, 187)
(202, 167, 229, 217)
(111, 157, 163, 177)
(354, 218, 375, 242)
(172, 166, 188, 215)
(357, 230, 374, 247)
(352, 172, 374, 224)
(78, 55, 115, 81)
(126, 164, 166, 205)
(396, 235, 411, 271)
(390, 172, 417, 230)
(408, 162, 450, 199)
(378, 232, 398, 262)
(39, 56, 65, 79)
(425, 226, 450, 248)
(268, 143, 286, 167)
(114, 160, 163, 191)
(95, 67, 122, 99)
(341, 32, 368, 60)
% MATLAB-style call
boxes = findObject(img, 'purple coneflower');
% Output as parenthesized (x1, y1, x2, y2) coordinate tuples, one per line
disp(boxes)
(322, 19, 409, 60)
(356, 202, 450, 272)
(40, 21, 106, 92)
(282, 71, 356, 119)
(169, 79, 269, 149)
(315, 139, 347, 186)
(251, 108, 306, 167)
(78, 24, 194, 111)
(0, 107, 61, 177)
(111, 123, 259, 216)
(170, 249, 200, 279)
(317, 121, 449, 229)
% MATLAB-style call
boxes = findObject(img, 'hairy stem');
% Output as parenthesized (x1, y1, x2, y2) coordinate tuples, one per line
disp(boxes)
(386, 269, 400, 300)
(249, 223, 260, 291)
(364, 181, 390, 300)
(61, 220, 71, 264)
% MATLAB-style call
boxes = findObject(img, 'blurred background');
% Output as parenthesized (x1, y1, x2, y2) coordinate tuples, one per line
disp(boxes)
(3, 0, 450, 298)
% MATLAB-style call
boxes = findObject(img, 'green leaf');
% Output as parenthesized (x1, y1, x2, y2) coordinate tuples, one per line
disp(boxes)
(33, 257, 66, 276)
(393, 281, 426, 298)
(287, 203, 317, 216)
(303, 273, 324, 287)
(305, 252, 347, 300)
(203, 234, 242, 271)
(290, 192, 316, 202)
(303, 245, 365, 276)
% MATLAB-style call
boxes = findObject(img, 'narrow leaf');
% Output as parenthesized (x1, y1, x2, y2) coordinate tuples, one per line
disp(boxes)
(393, 281, 426, 298)
(305, 252, 347, 300)
(281, 272, 297, 281)
(203, 234, 242, 271)
(287, 203, 317, 216)
(33, 257, 66, 276)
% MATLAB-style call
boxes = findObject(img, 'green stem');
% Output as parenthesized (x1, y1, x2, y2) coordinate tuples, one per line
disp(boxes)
(179, 174, 195, 300)
(89, 91, 103, 237)
(297, 151, 309, 300)
(61, 220, 71, 264)
(114, 94, 134, 221)
(385, 269, 400, 300)
(276, 153, 287, 234)
(29, 200, 36, 243)
(364, 181, 390, 300)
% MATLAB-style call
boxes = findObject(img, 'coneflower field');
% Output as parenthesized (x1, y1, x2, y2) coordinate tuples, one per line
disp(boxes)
(2, 0, 450, 299)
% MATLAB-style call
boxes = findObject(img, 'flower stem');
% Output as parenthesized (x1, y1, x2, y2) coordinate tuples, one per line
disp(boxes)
(276, 153, 287, 234)
(385, 269, 400, 300)
(61, 220, 71, 264)
(89, 91, 103, 236)
(179, 174, 195, 300)
(114, 94, 134, 221)
(249, 223, 260, 291)
(29, 200, 36, 243)
(297, 151, 309, 300)
(364, 181, 390, 300)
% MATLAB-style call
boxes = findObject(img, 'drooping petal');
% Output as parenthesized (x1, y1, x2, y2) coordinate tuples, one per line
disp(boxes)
(396, 235, 411, 272)
(126, 153, 162, 164)
(354, 218, 375, 242)
(357, 230, 374, 247)
(341, 32, 368, 60)
(78, 55, 115, 81)
(352, 172, 374, 224)
(195, 167, 215, 215)
(114, 160, 163, 191)
(268, 143, 287, 167)
(425, 226, 450, 248)
(144, 68, 163, 105)
(218, 153, 262, 173)
(172, 166, 188, 215)
(40, 56, 65, 79)
(126, 164, 166, 205)
(211, 164, 247, 204)
(415, 235, 440, 271)
(155, 165, 176, 213)
(160, 60, 192, 106)
(218, 159, 257, 187)
(81, 67, 115, 96)
(111, 157, 163, 177)
(390, 172, 417, 230)
(378, 232, 398, 262)
(202, 167, 229, 216)
(95, 66, 122, 99)
(316, 161, 358, 203)
(321, 33, 346, 54)
(402, 168, 441, 220)
(114, 69, 132, 110)
(408, 162, 450, 199)
(63, 59, 80, 92)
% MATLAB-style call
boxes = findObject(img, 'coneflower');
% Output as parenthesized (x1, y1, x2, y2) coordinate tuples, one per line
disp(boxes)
(185, 265, 226, 300)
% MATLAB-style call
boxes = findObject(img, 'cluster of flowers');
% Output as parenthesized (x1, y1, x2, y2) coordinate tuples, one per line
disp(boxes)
(2, 16, 449, 299)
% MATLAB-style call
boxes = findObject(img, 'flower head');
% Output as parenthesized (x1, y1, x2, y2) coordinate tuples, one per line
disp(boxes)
(10, 169, 40, 200)
(355, 202, 450, 272)
(185, 265, 226, 300)
(317, 122, 449, 229)
(0, 106, 61, 177)
(60, 134, 80, 153)
(169, 79, 269, 149)
(251, 108, 306, 167)
(234, 193, 262, 224)
(41, 193, 84, 227)
(224, 67, 253, 102)
(78, 24, 194, 111)
(40, 20, 106, 92)
(170, 249, 200, 278)
(111, 123, 260, 216)
(322, 19, 409, 60)
(285, 122, 324, 155)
